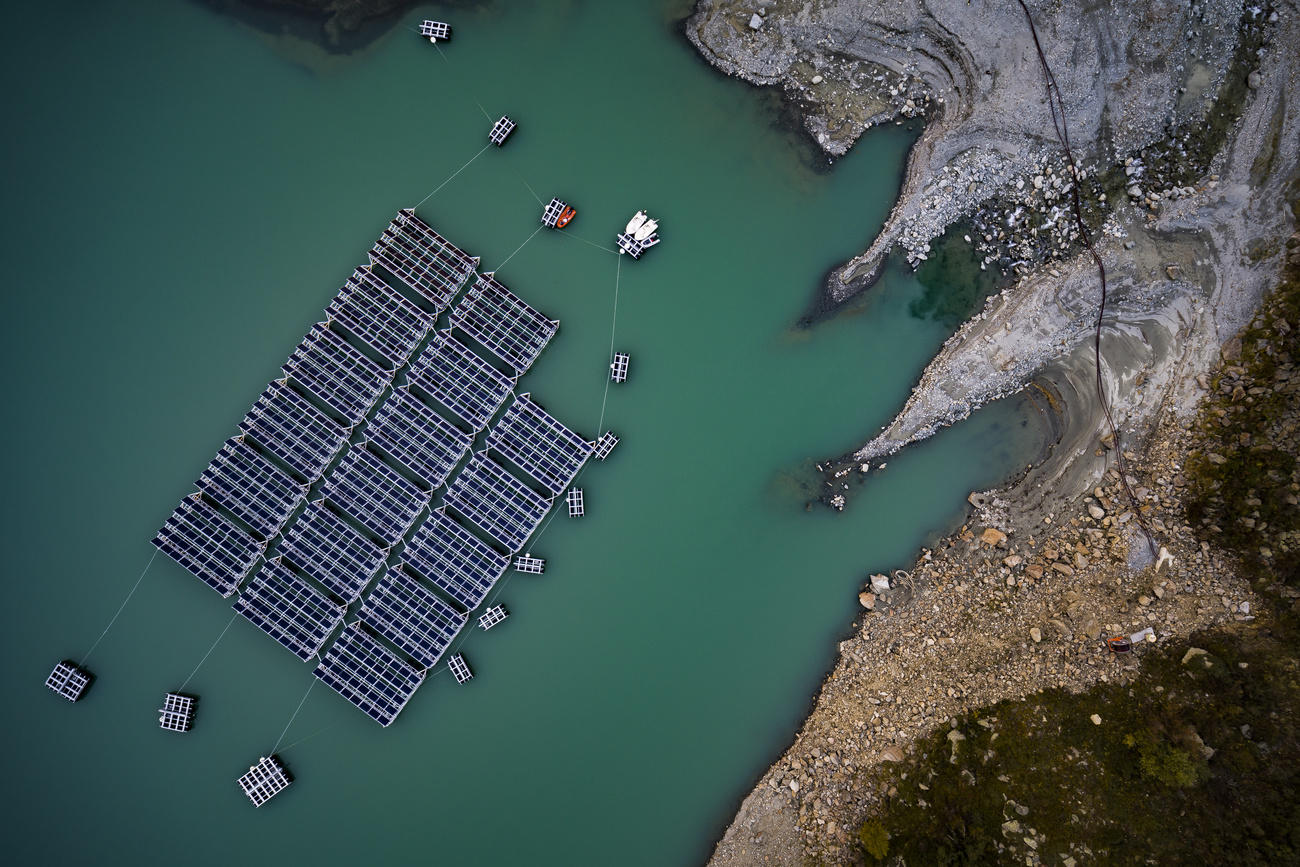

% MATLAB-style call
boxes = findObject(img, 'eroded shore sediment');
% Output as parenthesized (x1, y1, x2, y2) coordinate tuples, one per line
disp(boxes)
(689, 1, 1299, 864)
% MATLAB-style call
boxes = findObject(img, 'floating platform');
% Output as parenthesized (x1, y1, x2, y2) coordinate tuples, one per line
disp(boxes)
(402, 510, 509, 612)
(514, 554, 545, 574)
(239, 382, 350, 483)
(233, 559, 346, 662)
(371, 210, 478, 312)
(407, 330, 516, 433)
(237, 755, 292, 807)
(365, 388, 473, 488)
(326, 267, 432, 367)
(282, 323, 392, 426)
(153, 494, 265, 598)
(444, 453, 553, 552)
(323, 445, 431, 545)
(448, 653, 473, 684)
(591, 431, 619, 461)
(197, 438, 308, 540)
(277, 501, 388, 604)
(46, 661, 92, 702)
(450, 273, 558, 376)
(159, 693, 196, 733)
(419, 20, 451, 42)
(489, 116, 516, 147)
(358, 568, 467, 669)
(541, 198, 575, 229)
(567, 488, 585, 518)
(486, 393, 592, 496)
(615, 233, 660, 259)
(314, 623, 425, 727)
(478, 605, 509, 630)
(610, 352, 629, 383)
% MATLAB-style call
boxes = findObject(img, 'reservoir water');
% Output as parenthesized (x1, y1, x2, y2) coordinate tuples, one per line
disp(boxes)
(1, 1, 1041, 863)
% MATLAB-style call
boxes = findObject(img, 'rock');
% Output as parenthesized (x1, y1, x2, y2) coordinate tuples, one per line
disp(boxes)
(788, 779, 799, 793)
(870, 573, 891, 594)
(980, 527, 1007, 547)
(1051, 561, 1075, 576)
(858, 591, 876, 610)
(947, 729, 966, 761)
(1090, 714, 1102, 725)
(811, 74, 823, 84)
(1088, 504, 1106, 520)
(1181, 647, 1208, 665)
(1138, 595, 1152, 606)
(748, 13, 764, 30)
(1248, 70, 1262, 89)
(879, 747, 904, 763)
(1025, 564, 1044, 580)
(1002, 554, 1022, 568)
(1001, 819, 1021, 836)
(1030, 627, 1042, 643)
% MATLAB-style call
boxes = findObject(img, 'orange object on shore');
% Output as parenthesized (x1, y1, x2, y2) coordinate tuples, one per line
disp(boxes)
(556, 207, 576, 228)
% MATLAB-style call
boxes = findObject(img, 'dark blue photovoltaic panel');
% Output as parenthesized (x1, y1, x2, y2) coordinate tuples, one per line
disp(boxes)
(196, 438, 307, 538)
(443, 453, 551, 552)
(485, 395, 591, 496)
(282, 323, 391, 425)
(402, 511, 508, 611)
(238, 383, 349, 481)
(326, 267, 432, 366)
(358, 568, 467, 668)
(277, 502, 387, 603)
(313, 623, 425, 727)
(233, 559, 345, 661)
(369, 209, 477, 310)
(365, 389, 472, 487)
(407, 331, 514, 432)
(449, 273, 557, 375)
(152, 494, 263, 597)
(323, 445, 429, 544)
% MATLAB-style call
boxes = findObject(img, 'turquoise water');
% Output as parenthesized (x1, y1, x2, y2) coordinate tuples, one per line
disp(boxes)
(0, 2, 1041, 864)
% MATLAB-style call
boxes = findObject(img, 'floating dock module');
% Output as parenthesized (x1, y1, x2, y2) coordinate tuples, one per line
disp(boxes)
(371, 210, 478, 311)
(233, 559, 346, 661)
(153, 494, 265, 597)
(237, 756, 292, 807)
(407, 331, 515, 432)
(567, 488, 585, 517)
(402, 511, 509, 611)
(323, 445, 430, 544)
(591, 431, 619, 461)
(365, 388, 473, 488)
(419, 20, 450, 42)
(358, 568, 467, 668)
(314, 623, 425, 727)
(514, 555, 545, 574)
(615, 233, 660, 259)
(541, 198, 568, 229)
(46, 661, 92, 702)
(450, 273, 558, 376)
(282, 323, 391, 425)
(239, 383, 349, 482)
(486, 394, 592, 495)
(610, 352, 629, 383)
(326, 267, 432, 367)
(159, 693, 196, 732)
(277, 502, 388, 603)
(196, 438, 308, 539)
(478, 605, 509, 630)
(448, 653, 473, 684)
(488, 116, 516, 146)
(444, 453, 553, 552)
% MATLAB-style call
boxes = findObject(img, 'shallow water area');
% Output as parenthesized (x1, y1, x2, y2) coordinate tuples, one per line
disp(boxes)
(1, 2, 1041, 864)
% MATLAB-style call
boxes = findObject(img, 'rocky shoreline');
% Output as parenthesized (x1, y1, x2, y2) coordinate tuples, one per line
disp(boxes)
(688, 1, 1299, 863)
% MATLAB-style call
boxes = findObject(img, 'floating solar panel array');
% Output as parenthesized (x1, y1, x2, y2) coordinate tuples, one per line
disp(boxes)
(325, 267, 431, 366)
(407, 330, 514, 432)
(487, 394, 592, 496)
(233, 559, 346, 661)
(196, 439, 307, 539)
(153, 495, 264, 597)
(323, 445, 429, 544)
(364, 388, 473, 488)
(402, 511, 510, 611)
(277, 502, 387, 604)
(282, 323, 391, 426)
(450, 273, 558, 375)
(371, 209, 478, 310)
(313, 624, 425, 727)
(358, 568, 467, 668)
(239, 383, 349, 482)
(444, 453, 553, 552)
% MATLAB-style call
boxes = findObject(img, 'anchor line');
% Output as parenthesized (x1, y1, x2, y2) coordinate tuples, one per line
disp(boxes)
(179, 611, 239, 691)
(271, 679, 316, 754)
(80, 548, 159, 666)
(493, 226, 542, 272)
(413, 144, 491, 210)
(433, 43, 495, 122)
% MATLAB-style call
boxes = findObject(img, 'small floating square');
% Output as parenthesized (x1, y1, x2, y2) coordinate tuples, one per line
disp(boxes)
(566, 488, 584, 518)
(237, 755, 292, 808)
(46, 661, 92, 702)
(448, 653, 473, 684)
(514, 555, 545, 574)
(419, 20, 450, 42)
(478, 605, 509, 630)
(591, 431, 619, 461)
(159, 693, 196, 733)
(489, 116, 516, 147)
(610, 352, 629, 383)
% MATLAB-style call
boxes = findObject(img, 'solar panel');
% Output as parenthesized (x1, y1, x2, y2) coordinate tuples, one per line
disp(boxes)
(323, 445, 430, 544)
(485, 394, 592, 496)
(153, 494, 263, 597)
(450, 273, 558, 375)
(196, 438, 307, 538)
(277, 501, 387, 603)
(282, 323, 391, 425)
(369, 210, 477, 311)
(443, 453, 552, 552)
(233, 559, 345, 661)
(358, 568, 467, 668)
(402, 511, 509, 611)
(365, 388, 473, 487)
(325, 267, 432, 366)
(407, 330, 514, 432)
(313, 623, 425, 727)
(238, 383, 349, 482)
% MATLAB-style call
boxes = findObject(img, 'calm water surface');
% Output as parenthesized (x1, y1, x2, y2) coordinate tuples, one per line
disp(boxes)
(1, 2, 1040, 864)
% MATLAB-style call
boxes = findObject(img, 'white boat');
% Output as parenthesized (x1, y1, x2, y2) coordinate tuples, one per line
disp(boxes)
(639, 235, 660, 249)
(633, 218, 658, 241)
(624, 211, 647, 234)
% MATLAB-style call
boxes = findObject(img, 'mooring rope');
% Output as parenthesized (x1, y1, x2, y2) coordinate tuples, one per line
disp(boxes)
(277, 721, 339, 754)
(413, 144, 491, 210)
(518, 176, 544, 206)
(432, 43, 495, 123)
(494, 225, 542, 272)
(80, 549, 159, 666)
(271, 679, 316, 754)
(558, 230, 619, 255)
(597, 254, 622, 434)
(178, 611, 238, 691)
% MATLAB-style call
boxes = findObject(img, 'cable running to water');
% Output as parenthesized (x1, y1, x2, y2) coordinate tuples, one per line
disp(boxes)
(494, 226, 542, 272)
(81, 549, 159, 665)
(413, 145, 491, 210)
(271, 679, 316, 754)
(179, 611, 238, 691)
